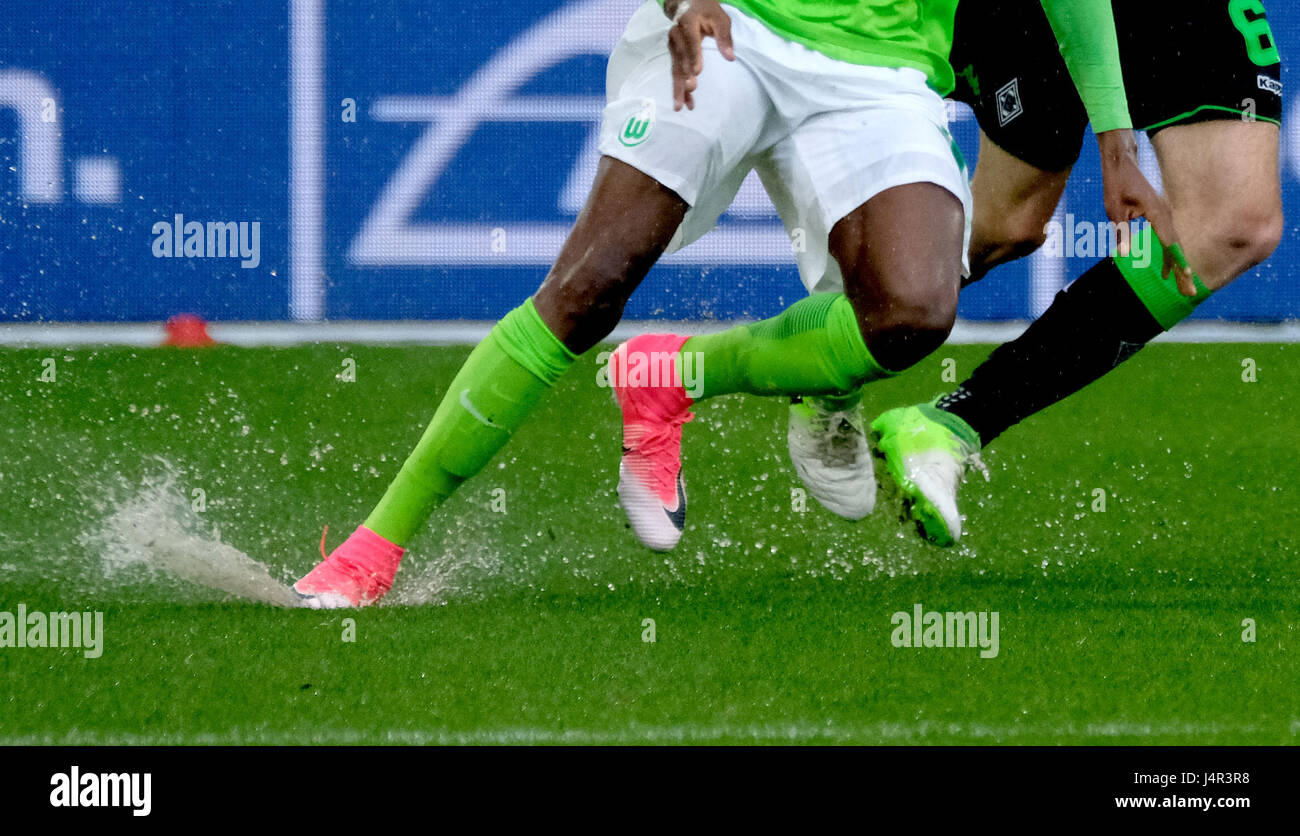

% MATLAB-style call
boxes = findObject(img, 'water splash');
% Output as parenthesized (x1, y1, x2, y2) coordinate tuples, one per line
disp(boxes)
(86, 469, 299, 607)
(385, 547, 506, 607)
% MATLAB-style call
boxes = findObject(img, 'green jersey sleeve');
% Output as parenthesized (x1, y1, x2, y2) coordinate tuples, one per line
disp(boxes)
(1038, 0, 1133, 133)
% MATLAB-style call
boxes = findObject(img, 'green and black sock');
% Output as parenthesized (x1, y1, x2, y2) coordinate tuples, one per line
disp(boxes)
(937, 232, 1208, 446)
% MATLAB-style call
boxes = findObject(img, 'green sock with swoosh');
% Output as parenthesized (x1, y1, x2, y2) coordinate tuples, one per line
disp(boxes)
(365, 298, 576, 545)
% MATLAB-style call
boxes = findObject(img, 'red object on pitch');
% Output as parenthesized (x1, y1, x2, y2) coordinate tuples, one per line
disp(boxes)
(163, 314, 216, 347)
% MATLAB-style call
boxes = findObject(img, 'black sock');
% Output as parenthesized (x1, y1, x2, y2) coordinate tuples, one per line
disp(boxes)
(937, 258, 1164, 446)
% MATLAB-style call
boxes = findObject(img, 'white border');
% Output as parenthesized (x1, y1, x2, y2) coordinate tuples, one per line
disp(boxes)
(2, 719, 1289, 745)
(0, 319, 1296, 347)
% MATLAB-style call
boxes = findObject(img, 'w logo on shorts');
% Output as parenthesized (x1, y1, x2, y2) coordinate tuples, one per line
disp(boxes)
(619, 100, 655, 147)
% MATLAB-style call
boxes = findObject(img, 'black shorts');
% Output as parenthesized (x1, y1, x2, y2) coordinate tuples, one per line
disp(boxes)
(950, 0, 1284, 172)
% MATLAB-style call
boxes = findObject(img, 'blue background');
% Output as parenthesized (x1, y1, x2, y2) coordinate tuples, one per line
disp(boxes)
(1, 0, 1298, 323)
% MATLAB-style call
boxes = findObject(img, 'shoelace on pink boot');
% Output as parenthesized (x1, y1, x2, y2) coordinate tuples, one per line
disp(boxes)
(295, 525, 405, 607)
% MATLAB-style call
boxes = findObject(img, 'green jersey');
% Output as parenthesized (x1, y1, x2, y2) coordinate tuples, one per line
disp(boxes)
(656, 1, 1133, 132)
(725, 0, 959, 93)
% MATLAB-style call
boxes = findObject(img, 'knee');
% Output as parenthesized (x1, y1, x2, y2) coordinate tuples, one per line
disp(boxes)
(1202, 203, 1284, 277)
(970, 209, 1051, 278)
(862, 282, 958, 371)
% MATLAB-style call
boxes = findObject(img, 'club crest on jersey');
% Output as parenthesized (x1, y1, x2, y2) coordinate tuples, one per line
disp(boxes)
(996, 78, 1024, 127)
(619, 99, 655, 147)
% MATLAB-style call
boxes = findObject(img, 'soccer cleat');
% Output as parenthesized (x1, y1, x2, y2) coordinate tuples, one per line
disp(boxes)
(611, 334, 694, 551)
(293, 525, 406, 608)
(870, 403, 986, 547)
(787, 396, 876, 520)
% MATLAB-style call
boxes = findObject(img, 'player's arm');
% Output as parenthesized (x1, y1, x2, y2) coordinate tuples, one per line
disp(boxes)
(1039, 0, 1194, 291)
(663, 0, 736, 111)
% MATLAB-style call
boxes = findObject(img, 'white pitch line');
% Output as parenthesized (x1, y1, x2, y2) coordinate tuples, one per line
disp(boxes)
(1, 720, 1291, 746)
(0, 319, 1296, 347)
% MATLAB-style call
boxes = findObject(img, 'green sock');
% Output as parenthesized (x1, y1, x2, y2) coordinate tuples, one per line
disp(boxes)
(683, 293, 893, 400)
(365, 298, 576, 545)
(1115, 226, 1211, 330)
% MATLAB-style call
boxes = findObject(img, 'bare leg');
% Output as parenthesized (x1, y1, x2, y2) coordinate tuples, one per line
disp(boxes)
(1151, 120, 1282, 290)
(931, 120, 1284, 450)
(829, 182, 967, 372)
(344, 156, 689, 551)
(965, 131, 1071, 284)
(533, 156, 689, 354)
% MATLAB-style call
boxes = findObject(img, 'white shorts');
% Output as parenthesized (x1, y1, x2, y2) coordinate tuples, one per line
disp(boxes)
(598, 1, 973, 293)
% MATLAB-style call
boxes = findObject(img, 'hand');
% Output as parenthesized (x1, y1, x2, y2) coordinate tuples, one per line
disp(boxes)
(663, 0, 736, 111)
(1096, 129, 1196, 296)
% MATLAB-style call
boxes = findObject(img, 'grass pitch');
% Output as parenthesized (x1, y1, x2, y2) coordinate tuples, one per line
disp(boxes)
(0, 341, 1296, 744)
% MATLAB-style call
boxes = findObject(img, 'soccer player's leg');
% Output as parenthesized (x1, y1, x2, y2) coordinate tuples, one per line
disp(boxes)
(295, 158, 686, 607)
(1149, 119, 1282, 293)
(614, 181, 966, 546)
(886, 120, 1281, 547)
(827, 182, 967, 543)
(297, 2, 772, 601)
(611, 69, 971, 548)
(879, 0, 1286, 546)
(787, 160, 976, 522)
(873, 132, 1069, 545)
(964, 133, 1073, 286)
(777, 98, 974, 523)
(786, 0, 1078, 523)
(873, 0, 1096, 546)
(602, 10, 789, 553)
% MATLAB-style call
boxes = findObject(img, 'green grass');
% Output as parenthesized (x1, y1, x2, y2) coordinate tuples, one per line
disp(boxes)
(0, 342, 1296, 744)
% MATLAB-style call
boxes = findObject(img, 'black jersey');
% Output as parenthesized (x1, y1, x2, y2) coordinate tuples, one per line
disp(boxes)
(951, 0, 1283, 171)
